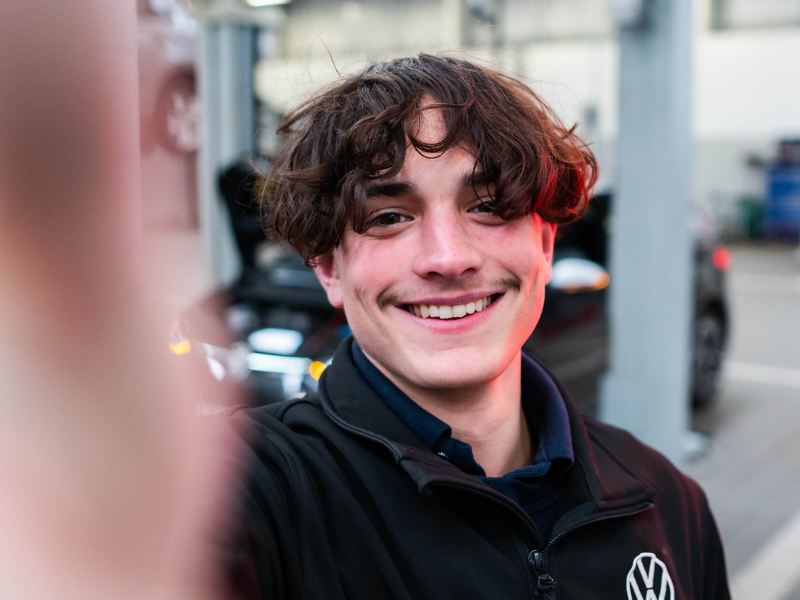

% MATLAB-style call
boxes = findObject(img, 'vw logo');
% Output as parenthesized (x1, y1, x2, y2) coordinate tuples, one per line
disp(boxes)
(626, 552, 675, 600)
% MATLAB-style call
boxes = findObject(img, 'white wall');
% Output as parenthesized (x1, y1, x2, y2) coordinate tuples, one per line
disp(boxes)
(281, 0, 446, 57)
(696, 28, 800, 139)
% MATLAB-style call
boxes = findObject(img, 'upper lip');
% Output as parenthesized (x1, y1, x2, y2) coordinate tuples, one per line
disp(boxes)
(398, 292, 501, 306)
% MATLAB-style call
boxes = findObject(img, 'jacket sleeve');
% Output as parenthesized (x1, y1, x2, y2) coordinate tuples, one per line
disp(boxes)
(696, 489, 731, 600)
(214, 414, 302, 600)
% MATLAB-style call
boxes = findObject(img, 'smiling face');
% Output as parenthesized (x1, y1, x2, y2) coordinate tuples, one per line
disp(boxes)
(313, 109, 555, 400)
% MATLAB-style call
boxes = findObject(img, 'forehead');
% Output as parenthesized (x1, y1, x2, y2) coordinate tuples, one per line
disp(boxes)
(378, 104, 479, 187)
(410, 102, 448, 146)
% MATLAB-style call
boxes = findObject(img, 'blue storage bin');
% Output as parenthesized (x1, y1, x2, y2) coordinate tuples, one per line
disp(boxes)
(764, 165, 800, 240)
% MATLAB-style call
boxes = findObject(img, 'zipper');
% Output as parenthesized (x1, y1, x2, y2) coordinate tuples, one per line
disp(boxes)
(525, 500, 655, 599)
(528, 549, 558, 599)
(544, 501, 654, 553)
(430, 479, 550, 596)
(428, 479, 653, 599)
(322, 392, 656, 597)
(325, 404, 552, 595)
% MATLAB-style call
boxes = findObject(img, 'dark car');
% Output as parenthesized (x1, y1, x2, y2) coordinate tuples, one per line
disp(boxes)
(174, 165, 729, 413)
(527, 192, 730, 411)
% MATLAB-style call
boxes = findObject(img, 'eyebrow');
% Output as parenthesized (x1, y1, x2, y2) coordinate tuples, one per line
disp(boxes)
(365, 170, 494, 198)
(460, 170, 494, 188)
(365, 181, 417, 198)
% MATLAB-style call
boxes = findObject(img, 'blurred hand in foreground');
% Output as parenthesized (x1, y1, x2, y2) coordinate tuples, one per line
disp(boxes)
(0, 4, 237, 598)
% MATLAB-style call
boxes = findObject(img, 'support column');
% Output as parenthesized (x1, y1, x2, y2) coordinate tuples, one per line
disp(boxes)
(599, 0, 694, 462)
(198, 22, 257, 287)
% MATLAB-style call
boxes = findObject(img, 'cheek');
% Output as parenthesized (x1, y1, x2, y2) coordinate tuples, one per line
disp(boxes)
(340, 240, 404, 298)
(514, 256, 550, 315)
(509, 243, 547, 286)
(337, 259, 385, 311)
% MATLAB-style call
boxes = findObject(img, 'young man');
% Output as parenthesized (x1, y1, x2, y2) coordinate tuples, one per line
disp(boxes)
(221, 54, 729, 599)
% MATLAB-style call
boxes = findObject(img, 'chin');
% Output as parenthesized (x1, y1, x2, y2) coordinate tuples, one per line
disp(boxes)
(403, 350, 514, 393)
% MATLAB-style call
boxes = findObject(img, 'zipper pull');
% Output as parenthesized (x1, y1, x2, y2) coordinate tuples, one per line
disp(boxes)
(527, 550, 559, 599)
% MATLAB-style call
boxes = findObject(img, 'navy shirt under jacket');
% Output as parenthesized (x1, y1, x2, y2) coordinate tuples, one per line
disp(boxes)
(351, 342, 574, 541)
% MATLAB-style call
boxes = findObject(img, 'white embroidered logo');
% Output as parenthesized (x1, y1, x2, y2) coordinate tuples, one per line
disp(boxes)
(626, 552, 675, 600)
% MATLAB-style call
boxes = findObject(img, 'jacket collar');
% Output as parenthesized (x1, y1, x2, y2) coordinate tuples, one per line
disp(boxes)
(319, 339, 429, 452)
(318, 338, 653, 512)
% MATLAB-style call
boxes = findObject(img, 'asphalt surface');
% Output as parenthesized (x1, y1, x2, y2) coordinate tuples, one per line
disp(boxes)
(684, 242, 800, 599)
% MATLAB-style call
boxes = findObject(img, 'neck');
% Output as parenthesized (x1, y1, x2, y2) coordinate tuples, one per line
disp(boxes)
(391, 352, 532, 477)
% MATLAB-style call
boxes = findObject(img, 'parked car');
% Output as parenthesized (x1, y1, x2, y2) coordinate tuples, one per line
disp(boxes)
(174, 164, 729, 413)
(530, 191, 730, 410)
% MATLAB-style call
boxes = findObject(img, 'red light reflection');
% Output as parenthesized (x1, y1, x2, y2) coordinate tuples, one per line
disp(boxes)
(711, 247, 732, 271)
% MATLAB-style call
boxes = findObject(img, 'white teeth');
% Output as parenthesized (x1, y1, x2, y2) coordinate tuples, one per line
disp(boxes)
(407, 296, 494, 320)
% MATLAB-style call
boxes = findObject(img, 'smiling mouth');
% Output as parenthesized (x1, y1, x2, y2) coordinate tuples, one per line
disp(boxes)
(403, 294, 501, 320)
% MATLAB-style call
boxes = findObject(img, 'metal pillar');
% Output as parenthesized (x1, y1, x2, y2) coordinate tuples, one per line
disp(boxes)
(198, 22, 257, 287)
(599, 0, 694, 462)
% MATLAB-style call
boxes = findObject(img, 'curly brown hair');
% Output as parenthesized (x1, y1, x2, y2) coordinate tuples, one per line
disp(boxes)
(261, 54, 598, 262)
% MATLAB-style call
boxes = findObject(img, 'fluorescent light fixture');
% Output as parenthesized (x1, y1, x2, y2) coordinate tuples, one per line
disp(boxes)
(248, 327, 303, 355)
(245, 0, 291, 7)
(247, 352, 311, 375)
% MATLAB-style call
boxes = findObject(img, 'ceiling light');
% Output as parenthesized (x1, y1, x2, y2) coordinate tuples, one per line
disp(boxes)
(245, 0, 291, 7)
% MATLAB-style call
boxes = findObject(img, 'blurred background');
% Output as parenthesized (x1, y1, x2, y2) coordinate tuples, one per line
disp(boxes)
(3, 0, 797, 597)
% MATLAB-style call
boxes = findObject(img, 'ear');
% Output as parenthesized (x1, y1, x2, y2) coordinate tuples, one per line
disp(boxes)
(540, 220, 557, 284)
(311, 252, 344, 308)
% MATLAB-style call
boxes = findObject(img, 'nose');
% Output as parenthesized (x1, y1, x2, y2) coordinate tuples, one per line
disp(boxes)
(411, 210, 484, 280)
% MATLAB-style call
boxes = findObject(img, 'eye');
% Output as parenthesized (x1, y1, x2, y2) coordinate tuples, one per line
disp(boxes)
(366, 210, 412, 229)
(469, 199, 498, 215)
(467, 198, 506, 226)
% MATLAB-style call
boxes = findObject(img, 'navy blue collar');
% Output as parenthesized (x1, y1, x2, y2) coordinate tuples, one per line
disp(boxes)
(351, 342, 574, 479)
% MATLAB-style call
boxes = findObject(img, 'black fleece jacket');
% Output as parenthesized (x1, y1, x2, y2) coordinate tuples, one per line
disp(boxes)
(219, 339, 730, 599)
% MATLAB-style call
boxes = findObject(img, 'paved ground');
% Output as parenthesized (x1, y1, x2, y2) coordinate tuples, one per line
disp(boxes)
(684, 243, 800, 599)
